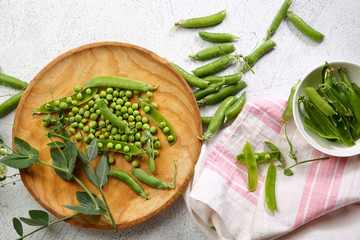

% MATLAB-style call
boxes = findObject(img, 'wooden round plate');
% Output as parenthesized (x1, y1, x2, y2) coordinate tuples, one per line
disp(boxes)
(13, 42, 202, 229)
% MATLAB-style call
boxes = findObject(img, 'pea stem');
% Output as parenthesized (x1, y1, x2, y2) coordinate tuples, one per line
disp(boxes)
(284, 122, 297, 163)
(285, 157, 330, 170)
(72, 175, 100, 211)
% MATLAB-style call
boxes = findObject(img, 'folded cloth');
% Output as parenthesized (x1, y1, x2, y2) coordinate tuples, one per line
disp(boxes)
(183, 97, 360, 240)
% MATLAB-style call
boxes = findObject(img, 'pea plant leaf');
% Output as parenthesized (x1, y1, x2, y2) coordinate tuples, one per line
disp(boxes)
(75, 191, 105, 210)
(14, 137, 39, 156)
(87, 138, 98, 161)
(48, 124, 61, 133)
(29, 210, 49, 222)
(62, 205, 106, 216)
(20, 217, 49, 227)
(12, 218, 23, 237)
(63, 141, 78, 179)
(96, 154, 110, 188)
(81, 163, 98, 186)
(50, 148, 68, 180)
(0, 154, 39, 169)
(47, 141, 66, 148)
(77, 149, 88, 164)
(283, 168, 294, 176)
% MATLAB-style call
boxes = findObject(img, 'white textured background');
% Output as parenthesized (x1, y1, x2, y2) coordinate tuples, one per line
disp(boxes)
(0, 0, 359, 239)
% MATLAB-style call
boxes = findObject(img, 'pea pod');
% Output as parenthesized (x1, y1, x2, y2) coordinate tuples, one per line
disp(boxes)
(169, 61, 209, 89)
(0, 91, 24, 118)
(330, 115, 355, 147)
(138, 98, 176, 145)
(175, 10, 226, 28)
(189, 43, 235, 61)
(84, 76, 157, 91)
(236, 151, 279, 163)
(98, 140, 145, 156)
(0, 73, 28, 90)
(97, 99, 130, 133)
(242, 40, 276, 72)
(193, 81, 225, 100)
(224, 91, 246, 123)
(302, 115, 329, 139)
(338, 68, 352, 89)
(33, 87, 98, 114)
(282, 81, 299, 121)
(318, 84, 349, 117)
(197, 80, 247, 105)
(192, 55, 237, 77)
(199, 96, 237, 141)
(343, 84, 360, 122)
(108, 168, 148, 199)
(264, 141, 285, 168)
(201, 116, 213, 126)
(202, 72, 242, 85)
(265, 162, 278, 211)
(243, 141, 258, 192)
(198, 31, 239, 43)
(351, 82, 360, 98)
(266, 0, 292, 40)
(303, 87, 337, 116)
(286, 11, 325, 42)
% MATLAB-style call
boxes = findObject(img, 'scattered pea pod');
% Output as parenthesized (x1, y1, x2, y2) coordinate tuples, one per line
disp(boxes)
(243, 141, 258, 192)
(138, 98, 176, 145)
(303, 87, 337, 116)
(199, 96, 237, 141)
(202, 72, 242, 85)
(224, 91, 246, 123)
(286, 11, 325, 42)
(175, 10, 226, 28)
(197, 80, 247, 105)
(98, 139, 145, 156)
(264, 141, 285, 168)
(193, 81, 225, 101)
(0, 91, 24, 118)
(84, 76, 157, 91)
(33, 87, 98, 114)
(108, 168, 149, 199)
(236, 150, 279, 163)
(282, 80, 299, 121)
(265, 162, 278, 211)
(198, 31, 239, 43)
(242, 40, 276, 72)
(97, 99, 130, 134)
(192, 55, 237, 77)
(169, 61, 209, 89)
(0, 73, 28, 90)
(189, 43, 235, 61)
(266, 0, 292, 40)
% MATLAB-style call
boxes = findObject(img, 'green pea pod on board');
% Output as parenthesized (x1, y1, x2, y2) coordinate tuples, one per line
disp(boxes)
(169, 61, 209, 89)
(198, 31, 239, 43)
(189, 43, 236, 61)
(243, 141, 258, 192)
(33, 87, 98, 114)
(138, 98, 176, 146)
(84, 76, 157, 92)
(175, 10, 226, 28)
(192, 55, 238, 78)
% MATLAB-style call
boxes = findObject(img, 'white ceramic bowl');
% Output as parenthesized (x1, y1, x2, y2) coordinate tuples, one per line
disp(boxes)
(293, 61, 360, 157)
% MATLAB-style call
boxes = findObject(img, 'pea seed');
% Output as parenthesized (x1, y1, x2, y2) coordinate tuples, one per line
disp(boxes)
(84, 111, 90, 118)
(122, 96, 129, 102)
(120, 106, 127, 113)
(90, 113, 98, 121)
(107, 124, 113, 131)
(154, 150, 159, 157)
(59, 102, 68, 110)
(144, 97, 150, 103)
(84, 137, 90, 144)
(84, 104, 90, 110)
(159, 121, 166, 129)
(83, 126, 90, 133)
(108, 157, 115, 164)
(132, 103, 139, 110)
(111, 127, 118, 135)
(72, 107, 79, 114)
(135, 115, 142, 122)
(95, 109, 101, 115)
(89, 121, 98, 129)
(97, 142, 103, 148)
(94, 103, 99, 109)
(116, 99, 124, 105)
(150, 126, 157, 134)
(106, 87, 114, 94)
(128, 135, 135, 142)
(104, 132, 110, 138)
(167, 135, 174, 141)
(121, 135, 128, 142)
(75, 134, 83, 141)
(136, 122, 142, 129)
(152, 136, 158, 141)
(143, 106, 150, 112)
(77, 93, 83, 100)
(146, 91, 153, 99)
(78, 123, 84, 129)
(115, 144, 122, 150)
(71, 122, 78, 128)
(88, 133, 95, 140)
(98, 120, 106, 127)
(107, 142, 114, 149)
(151, 103, 158, 109)
(95, 131, 101, 137)
(69, 127, 76, 134)
(113, 90, 119, 97)
(54, 100, 61, 106)
(132, 160, 140, 168)
(133, 110, 140, 116)
(163, 126, 170, 133)
(66, 97, 72, 103)
(119, 90, 125, 97)
(140, 137, 146, 144)
(127, 108, 134, 115)
(125, 90, 133, 98)
(86, 88, 92, 95)
(45, 103, 52, 109)
(125, 154, 132, 162)
(142, 124, 150, 130)
(88, 100, 95, 107)
(114, 134, 121, 141)
(123, 113, 129, 119)
(89, 107, 95, 113)
(74, 85, 82, 92)
(154, 141, 161, 148)
(106, 94, 113, 101)
(135, 141, 142, 148)
(99, 135, 105, 140)
(128, 115, 135, 122)
(142, 117, 148, 123)
(133, 90, 140, 95)
(100, 91, 107, 98)
(69, 116, 75, 123)
(90, 129, 96, 134)
(72, 100, 78, 106)
(123, 146, 130, 152)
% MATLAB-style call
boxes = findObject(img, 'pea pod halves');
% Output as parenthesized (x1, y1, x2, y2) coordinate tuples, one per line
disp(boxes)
(84, 76, 157, 91)
(98, 139, 145, 156)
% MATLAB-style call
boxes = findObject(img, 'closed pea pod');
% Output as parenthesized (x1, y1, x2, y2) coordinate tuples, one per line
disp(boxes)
(202, 72, 242, 85)
(197, 80, 247, 105)
(224, 91, 246, 123)
(193, 81, 225, 100)
(198, 31, 239, 43)
(0, 91, 24, 118)
(84, 76, 157, 91)
(108, 168, 149, 199)
(242, 40, 276, 72)
(199, 96, 237, 141)
(192, 55, 238, 77)
(175, 10, 226, 28)
(0, 73, 28, 90)
(282, 81, 299, 121)
(286, 11, 325, 42)
(265, 162, 278, 211)
(169, 61, 209, 89)
(189, 43, 236, 61)
(243, 141, 258, 192)
(266, 0, 292, 40)
(303, 87, 337, 116)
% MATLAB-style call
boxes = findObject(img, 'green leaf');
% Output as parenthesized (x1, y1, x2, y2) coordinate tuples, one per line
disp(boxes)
(29, 210, 49, 222)
(96, 154, 109, 187)
(77, 149, 88, 164)
(87, 138, 98, 160)
(0, 153, 39, 169)
(61, 125, 70, 139)
(14, 137, 39, 156)
(284, 168, 294, 176)
(81, 163, 98, 186)
(63, 205, 106, 216)
(75, 191, 106, 210)
(19, 217, 49, 226)
(63, 141, 77, 178)
(47, 141, 66, 148)
(50, 148, 68, 180)
(12, 218, 23, 236)
(48, 124, 61, 133)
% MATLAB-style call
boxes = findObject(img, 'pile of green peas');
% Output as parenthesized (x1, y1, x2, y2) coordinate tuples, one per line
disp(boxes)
(53, 85, 162, 166)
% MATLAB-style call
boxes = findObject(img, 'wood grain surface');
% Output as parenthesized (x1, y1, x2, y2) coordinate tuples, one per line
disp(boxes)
(13, 42, 202, 229)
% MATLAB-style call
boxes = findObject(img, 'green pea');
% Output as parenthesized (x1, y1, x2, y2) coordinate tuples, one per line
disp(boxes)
(83, 126, 90, 133)
(115, 144, 122, 150)
(142, 117, 148, 123)
(59, 102, 68, 110)
(95, 131, 101, 138)
(159, 121, 166, 129)
(77, 93, 83, 100)
(94, 94, 100, 100)
(142, 124, 150, 130)
(136, 122, 143, 129)
(54, 99, 61, 106)
(151, 103, 158, 109)
(97, 142, 104, 148)
(85, 88, 92, 95)
(89, 107, 95, 113)
(132, 103, 139, 110)
(133, 90, 140, 95)
(81, 119, 88, 124)
(127, 108, 134, 115)
(107, 142, 114, 149)
(116, 99, 124, 106)
(88, 100, 95, 107)
(121, 106, 127, 113)
(66, 96, 72, 103)
(89, 121, 98, 129)
(110, 102, 116, 109)
(108, 157, 115, 165)
(100, 91, 107, 98)
(121, 135, 128, 142)
(88, 133, 95, 140)
(90, 129, 96, 134)
(74, 85, 82, 92)
(78, 108, 84, 115)
(125, 154, 132, 162)
(163, 126, 170, 133)
(132, 160, 140, 168)
(167, 135, 174, 142)
(114, 134, 121, 141)
(135, 115, 142, 122)
(133, 110, 140, 116)
(69, 127, 76, 134)
(135, 141, 142, 148)
(99, 135, 105, 140)
(146, 91, 153, 99)
(128, 115, 135, 122)
(129, 122, 136, 129)
(84, 105, 90, 110)
(72, 107, 79, 113)
(128, 135, 135, 142)
(150, 126, 157, 134)
(78, 123, 84, 129)
(113, 90, 119, 97)
(123, 113, 129, 119)
(84, 137, 90, 144)
(154, 150, 159, 157)
(140, 137, 146, 144)
(123, 146, 130, 152)
(134, 132, 141, 140)
(119, 90, 125, 97)
(89, 113, 97, 121)
(125, 90, 133, 98)
(75, 114, 82, 122)
(69, 116, 75, 123)
(111, 127, 118, 135)
(122, 96, 129, 102)
(143, 97, 150, 103)
(152, 136, 159, 141)
(104, 132, 110, 139)
(75, 134, 83, 141)
(106, 94, 113, 101)
(154, 141, 161, 149)
(106, 87, 114, 94)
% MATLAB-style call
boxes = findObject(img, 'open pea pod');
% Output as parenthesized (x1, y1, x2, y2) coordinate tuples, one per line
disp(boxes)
(33, 87, 98, 114)
(138, 98, 176, 146)
(236, 151, 279, 163)
(98, 140, 145, 156)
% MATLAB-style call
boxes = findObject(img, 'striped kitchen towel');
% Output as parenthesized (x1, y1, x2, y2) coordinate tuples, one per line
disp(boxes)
(183, 97, 360, 240)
